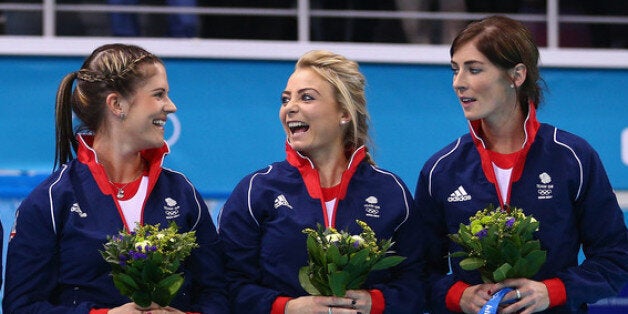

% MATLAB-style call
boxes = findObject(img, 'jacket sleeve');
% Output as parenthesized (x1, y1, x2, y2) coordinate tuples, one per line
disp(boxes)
(218, 176, 283, 313)
(556, 148, 628, 310)
(370, 182, 428, 313)
(413, 167, 461, 313)
(2, 191, 96, 314)
(186, 188, 230, 313)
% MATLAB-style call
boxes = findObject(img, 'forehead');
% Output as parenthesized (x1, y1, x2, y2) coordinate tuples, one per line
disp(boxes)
(137, 63, 167, 87)
(286, 67, 330, 90)
(451, 41, 489, 64)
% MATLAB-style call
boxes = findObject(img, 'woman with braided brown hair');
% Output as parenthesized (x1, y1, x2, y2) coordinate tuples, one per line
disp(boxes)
(3, 43, 228, 314)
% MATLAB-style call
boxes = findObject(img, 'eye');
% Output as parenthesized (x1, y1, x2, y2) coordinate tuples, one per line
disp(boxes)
(280, 95, 290, 104)
(470, 68, 482, 74)
(451, 67, 459, 75)
(301, 93, 314, 101)
(154, 91, 166, 99)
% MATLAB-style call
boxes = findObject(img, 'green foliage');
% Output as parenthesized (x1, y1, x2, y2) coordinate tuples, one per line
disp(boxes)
(100, 222, 199, 307)
(447, 205, 547, 283)
(299, 220, 406, 297)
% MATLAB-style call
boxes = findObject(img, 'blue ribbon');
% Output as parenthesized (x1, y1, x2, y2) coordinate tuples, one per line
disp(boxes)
(478, 287, 513, 314)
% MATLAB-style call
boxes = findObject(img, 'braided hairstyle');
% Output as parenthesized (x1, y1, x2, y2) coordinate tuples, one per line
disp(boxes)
(54, 43, 163, 169)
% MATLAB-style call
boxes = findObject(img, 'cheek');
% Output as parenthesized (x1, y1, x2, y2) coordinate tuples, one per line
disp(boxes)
(278, 107, 286, 122)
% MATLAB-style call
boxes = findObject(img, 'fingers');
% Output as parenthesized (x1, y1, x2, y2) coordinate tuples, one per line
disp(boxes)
(325, 296, 356, 308)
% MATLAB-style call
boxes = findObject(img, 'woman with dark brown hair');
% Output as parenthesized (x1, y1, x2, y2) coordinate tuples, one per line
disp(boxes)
(415, 16, 628, 313)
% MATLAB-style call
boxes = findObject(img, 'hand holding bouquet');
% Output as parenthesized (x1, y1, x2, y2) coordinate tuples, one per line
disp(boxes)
(100, 222, 199, 308)
(448, 204, 546, 283)
(299, 220, 406, 297)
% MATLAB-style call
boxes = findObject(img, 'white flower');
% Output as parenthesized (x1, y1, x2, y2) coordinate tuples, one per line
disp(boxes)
(325, 233, 342, 243)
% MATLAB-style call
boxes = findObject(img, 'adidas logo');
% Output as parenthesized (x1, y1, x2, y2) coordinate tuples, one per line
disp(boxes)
(447, 186, 472, 202)
(274, 194, 293, 209)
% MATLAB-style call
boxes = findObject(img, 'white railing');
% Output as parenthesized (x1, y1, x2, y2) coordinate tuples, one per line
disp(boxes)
(0, 0, 627, 68)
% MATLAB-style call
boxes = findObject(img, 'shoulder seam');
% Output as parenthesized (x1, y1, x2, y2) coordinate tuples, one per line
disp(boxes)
(552, 127, 584, 200)
(429, 138, 462, 197)
(247, 165, 274, 227)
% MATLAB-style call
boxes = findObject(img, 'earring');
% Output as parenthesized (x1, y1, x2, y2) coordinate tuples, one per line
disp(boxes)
(120, 112, 126, 120)
(340, 120, 348, 125)
(510, 84, 515, 88)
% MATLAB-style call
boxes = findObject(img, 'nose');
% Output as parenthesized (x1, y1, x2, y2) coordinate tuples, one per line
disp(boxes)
(453, 75, 467, 93)
(284, 98, 298, 114)
(165, 98, 177, 113)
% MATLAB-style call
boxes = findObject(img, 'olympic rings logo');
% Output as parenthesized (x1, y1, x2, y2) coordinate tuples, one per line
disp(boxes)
(166, 114, 181, 147)
(622, 128, 628, 166)
(538, 189, 552, 195)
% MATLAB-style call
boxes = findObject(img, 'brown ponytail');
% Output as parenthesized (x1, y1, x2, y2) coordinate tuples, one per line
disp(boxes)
(54, 71, 79, 170)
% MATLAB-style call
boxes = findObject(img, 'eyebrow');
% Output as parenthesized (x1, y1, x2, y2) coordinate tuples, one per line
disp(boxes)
(282, 87, 319, 95)
(451, 60, 484, 66)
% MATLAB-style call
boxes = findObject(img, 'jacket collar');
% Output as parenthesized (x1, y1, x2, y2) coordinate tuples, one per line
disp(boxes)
(285, 141, 366, 200)
(76, 133, 169, 198)
(469, 102, 540, 185)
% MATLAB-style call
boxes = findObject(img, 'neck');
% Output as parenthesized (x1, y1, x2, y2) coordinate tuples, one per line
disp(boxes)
(480, 109, 526, 154)
(92, 136, 144, 183)
(311, 153, 348, 188)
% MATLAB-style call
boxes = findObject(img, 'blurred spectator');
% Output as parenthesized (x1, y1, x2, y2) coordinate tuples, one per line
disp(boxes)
(108, 0, 199, 37)
(583, 0, 628, 48)
(311, 0, 406, 43)
(201, 0, 296, 40)
(395, 0, 466, 44)
(465, 0, 522, 13)
(3, 0, 41, 35)
(3, 0, 100, 36)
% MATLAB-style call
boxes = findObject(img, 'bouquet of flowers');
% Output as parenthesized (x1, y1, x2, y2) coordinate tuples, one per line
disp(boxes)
(299, 220, 406, 297)
(448, 204, 546, 283)
(100, 221, 199, 308)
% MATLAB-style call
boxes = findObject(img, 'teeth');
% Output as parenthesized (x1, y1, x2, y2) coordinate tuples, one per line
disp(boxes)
(288, 121, 308, 128)
(153, 120, 166, 126)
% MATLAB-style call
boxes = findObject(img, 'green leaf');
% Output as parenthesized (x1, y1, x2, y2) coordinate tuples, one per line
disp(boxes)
(501, 239, 521, 265)
(372, 256, 406, 271)
(158, 273, 184, 296)
(326, 244, 341, 266)
(459, 257, 485, 271)
(521, 240, 541, 256)
(132, 290, 152, 308)
(299, 266, 321, 295)
(521, 250, 547, 278)
(493, 263, 513, 282)
(142, 259, 163, 284)
(347, 249, 369, 269)
(346, 273, 369, 290)
(113, 272, 140, 291)
(448, 251, 469, 258)
(329, 271, 350, 297)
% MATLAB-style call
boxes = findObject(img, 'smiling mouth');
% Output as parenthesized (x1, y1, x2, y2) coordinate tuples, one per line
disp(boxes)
(460, 97, 476, 103)
(288, 121, 309, 134)
(153, 119, 166, 127)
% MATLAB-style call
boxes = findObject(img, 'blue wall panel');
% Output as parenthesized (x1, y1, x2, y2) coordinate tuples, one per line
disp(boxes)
(0, 55, 627, 313)
(1, 57, 627, 196)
